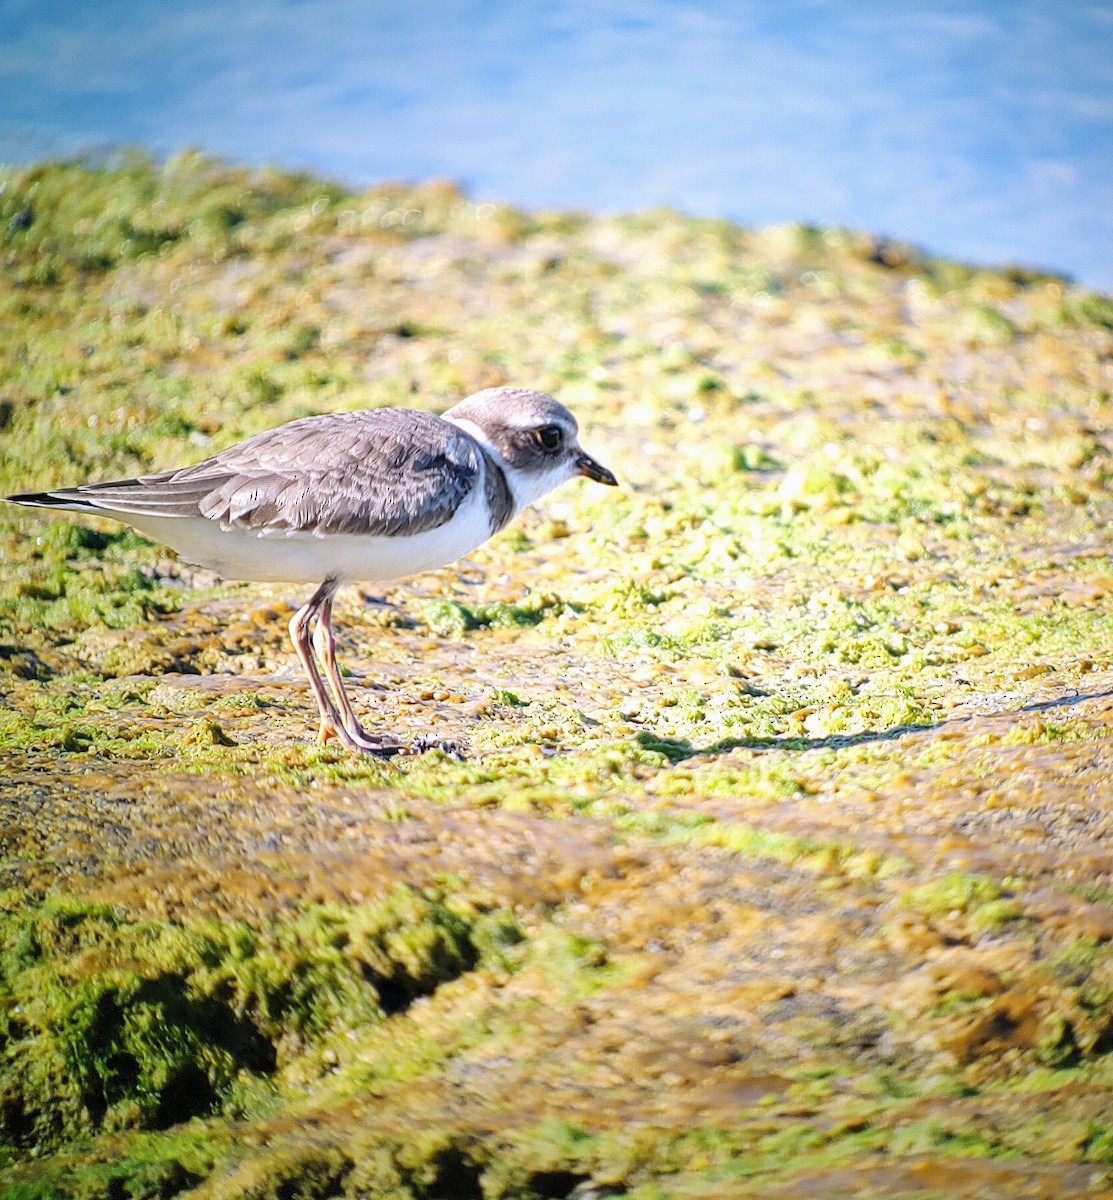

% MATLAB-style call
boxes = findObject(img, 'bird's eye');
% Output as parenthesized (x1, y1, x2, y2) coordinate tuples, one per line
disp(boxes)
(534, 424, 563, 451)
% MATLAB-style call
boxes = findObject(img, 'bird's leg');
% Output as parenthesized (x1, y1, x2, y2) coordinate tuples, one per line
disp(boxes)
(287, 579, 405, 757)
(288, 580, 353, 746)
(311, 591, 373, 739)
(304, 583, 465, 760)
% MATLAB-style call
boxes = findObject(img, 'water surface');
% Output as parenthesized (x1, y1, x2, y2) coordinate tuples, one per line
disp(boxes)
(2, 0, 1112, 285)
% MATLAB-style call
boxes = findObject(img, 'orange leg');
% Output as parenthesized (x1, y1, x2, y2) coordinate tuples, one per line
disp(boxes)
(288, 578, 400, 756)
(288, 578, 463, 760)
(288, 581, 348, 744)
(312, 591, 368, 739)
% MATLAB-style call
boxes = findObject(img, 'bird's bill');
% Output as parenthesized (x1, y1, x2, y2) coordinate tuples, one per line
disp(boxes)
(575, 451, 618, 486)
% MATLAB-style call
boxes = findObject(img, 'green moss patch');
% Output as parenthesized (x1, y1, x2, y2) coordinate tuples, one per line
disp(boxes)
(2, 154, 1113, 1198)
(0, 888, 519, 1154)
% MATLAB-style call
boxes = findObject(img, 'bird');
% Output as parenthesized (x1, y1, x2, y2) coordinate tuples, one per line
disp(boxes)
(5, 386, 618, 756)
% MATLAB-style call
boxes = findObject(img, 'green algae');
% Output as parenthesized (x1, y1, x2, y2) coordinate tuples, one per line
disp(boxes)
(902, 874, 1024, 932)
(0, 1125, 226, 1199)
(420, 592, 568, 638)
(1, 154, 1113, 1197)
(0, 888, 520, 1154)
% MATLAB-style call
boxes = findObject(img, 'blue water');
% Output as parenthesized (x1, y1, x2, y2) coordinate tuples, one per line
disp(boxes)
(3, 1, 1112, 287)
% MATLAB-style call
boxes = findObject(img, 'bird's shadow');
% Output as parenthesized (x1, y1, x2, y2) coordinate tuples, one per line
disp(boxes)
(633, 687, 1113, 763)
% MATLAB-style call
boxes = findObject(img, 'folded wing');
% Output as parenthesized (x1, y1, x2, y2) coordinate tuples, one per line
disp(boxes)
(7, 409, 484, 538)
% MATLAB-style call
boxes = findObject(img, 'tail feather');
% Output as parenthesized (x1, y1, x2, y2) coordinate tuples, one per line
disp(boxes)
(6, 471, 218, 519)
(4, 489, 99, 512)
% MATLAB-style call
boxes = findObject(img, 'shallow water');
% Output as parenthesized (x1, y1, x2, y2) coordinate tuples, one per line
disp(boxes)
(3, 1, 1113, 285)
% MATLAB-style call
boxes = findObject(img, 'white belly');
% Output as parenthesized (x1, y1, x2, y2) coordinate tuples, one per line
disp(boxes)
(118, 487, 498, 584)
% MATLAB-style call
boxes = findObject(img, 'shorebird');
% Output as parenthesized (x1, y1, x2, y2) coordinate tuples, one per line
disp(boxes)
(6, 386, 617, 756)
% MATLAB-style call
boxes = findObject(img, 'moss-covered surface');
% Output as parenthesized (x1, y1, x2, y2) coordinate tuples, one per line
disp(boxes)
(2, 152, 1113, 1197)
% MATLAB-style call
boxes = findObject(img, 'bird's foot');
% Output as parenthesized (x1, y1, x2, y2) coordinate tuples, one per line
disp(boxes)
(325, 722, 464, 760)
(319, 722, 405, 757)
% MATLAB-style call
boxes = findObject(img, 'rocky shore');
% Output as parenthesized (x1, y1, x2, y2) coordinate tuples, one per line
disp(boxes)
(2, 153, 1113, 1198)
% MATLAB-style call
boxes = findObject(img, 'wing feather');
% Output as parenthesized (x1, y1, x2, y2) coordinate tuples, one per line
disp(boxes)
(7, 410, 485, 537)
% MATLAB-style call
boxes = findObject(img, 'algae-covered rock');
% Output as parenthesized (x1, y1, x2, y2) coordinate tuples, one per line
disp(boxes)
(2, 154, 1113, 1198)
(0, 888, 514, 1156)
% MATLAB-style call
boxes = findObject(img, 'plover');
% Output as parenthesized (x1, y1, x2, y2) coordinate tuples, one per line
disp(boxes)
(6, 386, 617, 756)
